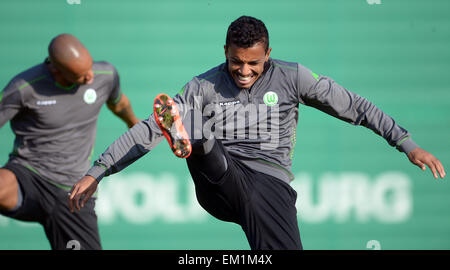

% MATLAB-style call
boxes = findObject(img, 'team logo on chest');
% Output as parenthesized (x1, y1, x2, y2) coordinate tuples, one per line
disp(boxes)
(83, 88, 97, 104)
(263, 91, 278, 106)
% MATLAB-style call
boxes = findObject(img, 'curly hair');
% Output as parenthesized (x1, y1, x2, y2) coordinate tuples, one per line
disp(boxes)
(225, 16, 269, 52)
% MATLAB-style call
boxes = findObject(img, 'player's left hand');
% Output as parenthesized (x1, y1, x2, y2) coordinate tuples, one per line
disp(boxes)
(407, 147, 446, 179)
(68, 175, 98, 212)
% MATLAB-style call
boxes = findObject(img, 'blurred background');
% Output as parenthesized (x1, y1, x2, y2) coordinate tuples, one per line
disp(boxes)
(0, 0, 449, 250)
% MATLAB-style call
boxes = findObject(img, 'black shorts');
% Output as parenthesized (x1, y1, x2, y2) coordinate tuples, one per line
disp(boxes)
(186, 141, 303, 250)
(0, 163, 101, 250)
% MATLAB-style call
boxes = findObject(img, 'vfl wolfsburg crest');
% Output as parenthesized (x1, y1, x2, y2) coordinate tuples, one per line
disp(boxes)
(263, 91, 278, 106)
(83, 88, 97, 104)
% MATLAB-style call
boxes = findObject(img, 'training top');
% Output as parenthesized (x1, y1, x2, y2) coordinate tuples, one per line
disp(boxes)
(86, 58, 419, 184)
(0, 60, 122, 187)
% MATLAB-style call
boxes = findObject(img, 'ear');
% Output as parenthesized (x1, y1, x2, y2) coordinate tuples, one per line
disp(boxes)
(265, 48, 272, 61)
(224, 45, 228, 58)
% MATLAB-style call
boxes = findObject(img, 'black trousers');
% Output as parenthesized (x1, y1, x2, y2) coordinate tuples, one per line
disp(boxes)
(186, 140, 303, 250)
(0, 163, 101, 250)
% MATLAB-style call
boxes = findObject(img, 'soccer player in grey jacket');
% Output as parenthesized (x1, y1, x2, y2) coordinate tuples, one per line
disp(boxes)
(0, 34, 140, 249)
(68, 16, 445, 250)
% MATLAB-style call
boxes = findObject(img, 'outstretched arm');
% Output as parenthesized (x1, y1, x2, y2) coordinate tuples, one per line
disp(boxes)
(68, 116, 164, 212)
(296, 64, 445, 180)
(69, 78, 206, 212)
(107, 94, 140, 128)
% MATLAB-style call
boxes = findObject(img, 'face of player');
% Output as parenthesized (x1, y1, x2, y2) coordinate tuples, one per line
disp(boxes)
(53, 55, 94, 86)
(225, 42, 271, 89)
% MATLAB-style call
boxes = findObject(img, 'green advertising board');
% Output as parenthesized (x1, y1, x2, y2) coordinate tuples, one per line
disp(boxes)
(0, 0, 449, 250)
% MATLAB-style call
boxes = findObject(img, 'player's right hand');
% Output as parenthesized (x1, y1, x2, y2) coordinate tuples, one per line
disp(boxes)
(68, 175, 98, 213)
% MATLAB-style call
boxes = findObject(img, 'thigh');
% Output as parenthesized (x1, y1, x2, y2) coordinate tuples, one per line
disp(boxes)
(240, 173, 303, 250)
(187, 138, 230, 184)
(43, 187, 101, 250)
(0, 163, 48, 223)
(1, 163, 101, 250)
(186, 141, 251, 223)
(0, 168, 19, 210)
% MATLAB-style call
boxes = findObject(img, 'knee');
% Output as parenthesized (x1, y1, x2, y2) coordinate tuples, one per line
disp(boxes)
(0, 169, 19, 210)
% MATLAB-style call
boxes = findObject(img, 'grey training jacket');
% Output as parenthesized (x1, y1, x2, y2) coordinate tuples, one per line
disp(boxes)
(87, 58, 418, 183)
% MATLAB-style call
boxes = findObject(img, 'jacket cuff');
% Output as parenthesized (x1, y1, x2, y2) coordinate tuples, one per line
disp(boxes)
(396, 137, 419, 155)
(86, 165, 107, 183)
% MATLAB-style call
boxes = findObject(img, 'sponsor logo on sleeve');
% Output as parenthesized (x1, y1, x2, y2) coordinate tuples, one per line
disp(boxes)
(36, 100, 57, 106)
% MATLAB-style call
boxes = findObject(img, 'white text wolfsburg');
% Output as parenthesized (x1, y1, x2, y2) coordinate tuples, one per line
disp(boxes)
(222, 254, 272, 265)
